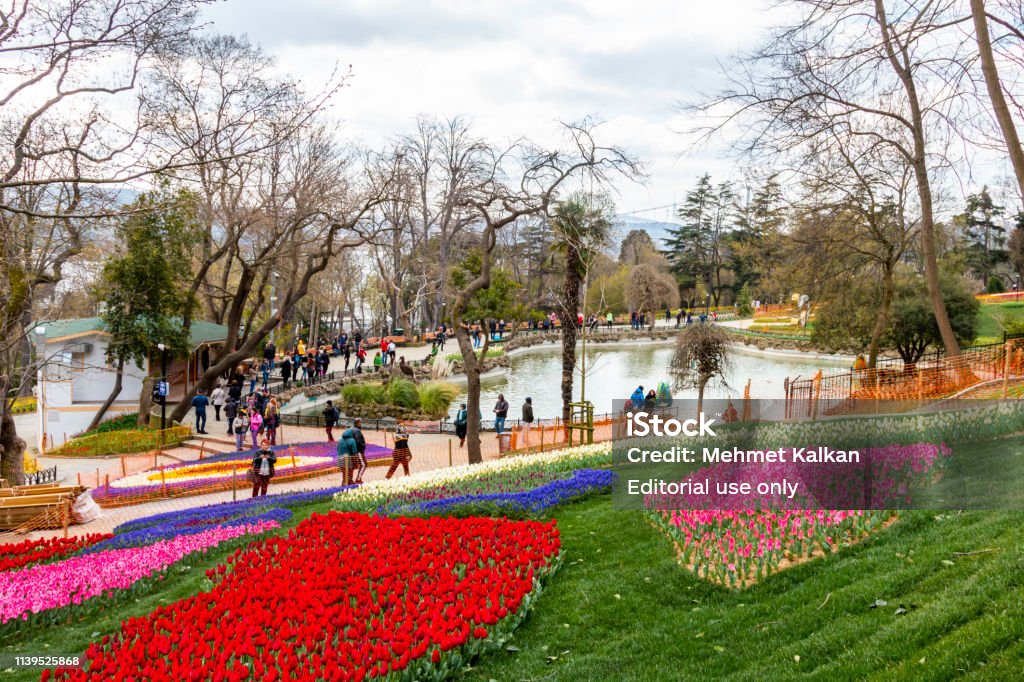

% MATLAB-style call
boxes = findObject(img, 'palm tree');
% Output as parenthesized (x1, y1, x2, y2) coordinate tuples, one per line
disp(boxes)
(550, 194, 613, 424)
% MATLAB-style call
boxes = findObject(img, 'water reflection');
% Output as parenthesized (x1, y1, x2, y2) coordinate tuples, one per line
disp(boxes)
(452, 341, 845, 419)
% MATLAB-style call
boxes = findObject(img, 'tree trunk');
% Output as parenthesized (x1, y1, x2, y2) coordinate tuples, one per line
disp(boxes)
(0, 377, 25, 484)
(86, 358, 125, 432)
(866, 266, 895, 369)
(560, 257, 580, 423)
(971, 0, 1024, 200)
(875, 0, 960, 356)
(454, 323, 484, 464)
(137, 376, 154, 427)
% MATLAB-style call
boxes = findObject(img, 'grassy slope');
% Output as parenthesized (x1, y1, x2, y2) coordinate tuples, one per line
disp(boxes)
(0, 500, 335, 682)
(975, 302, 1024, 344)
(465, 498, 1024, 682)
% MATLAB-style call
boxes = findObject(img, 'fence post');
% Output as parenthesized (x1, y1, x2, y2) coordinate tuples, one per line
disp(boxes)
(232, 465, 238, 501)
(77, 472, 82, 487)
(448, 439, 453, 467)
(540, 425, 545, 452)
(1004, 340, 1012, 398)
(120, 455, 127, 477)
(105, 474, 109, 493)
(62, 498, 70, 539)
(291, 447, 297, 472)
(96, 467, 100, 488)
(160, 466, 167, 497)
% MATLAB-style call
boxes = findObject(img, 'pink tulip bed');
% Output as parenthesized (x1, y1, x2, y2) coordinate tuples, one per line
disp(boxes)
(647, 442, 950, 588)
(0, 520, 280, 628)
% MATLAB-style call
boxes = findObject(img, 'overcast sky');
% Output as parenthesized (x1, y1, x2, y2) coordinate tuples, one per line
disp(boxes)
(199, 0, 779, 221)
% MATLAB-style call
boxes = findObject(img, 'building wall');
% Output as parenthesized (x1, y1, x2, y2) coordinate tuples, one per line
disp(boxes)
(37, 334, 148, 451)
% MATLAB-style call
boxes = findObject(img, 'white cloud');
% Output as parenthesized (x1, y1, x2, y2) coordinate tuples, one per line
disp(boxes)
(200, 0, 778, 214)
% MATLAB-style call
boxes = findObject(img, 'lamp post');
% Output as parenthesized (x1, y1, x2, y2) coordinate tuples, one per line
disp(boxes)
(157, 343, 168, 436)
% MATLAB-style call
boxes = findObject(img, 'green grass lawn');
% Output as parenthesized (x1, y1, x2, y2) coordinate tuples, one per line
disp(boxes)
(975, 302, 1024, 345)
(465, 497, 1024, 681)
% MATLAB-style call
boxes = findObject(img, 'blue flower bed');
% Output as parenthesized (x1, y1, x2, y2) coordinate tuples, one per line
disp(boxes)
(113, 485, 355, 535)
(81, 507, 294, 555)
(383, 469, 614, 519)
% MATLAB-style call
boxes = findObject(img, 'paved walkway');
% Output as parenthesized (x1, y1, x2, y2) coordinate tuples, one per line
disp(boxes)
(16, 423, 512, 540)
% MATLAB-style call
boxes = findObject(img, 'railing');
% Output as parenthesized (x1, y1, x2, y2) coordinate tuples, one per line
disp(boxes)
(785, 334, 1024, 418)
(19, 466, 58, 486)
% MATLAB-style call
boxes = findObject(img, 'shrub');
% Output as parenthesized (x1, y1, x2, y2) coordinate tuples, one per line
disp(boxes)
(987, 275, 1006, 294)
(384, 379, 419, 410)
(341, 384, 380, 404)
(417, 382, 459, 417)
(95, 413, 140, 434)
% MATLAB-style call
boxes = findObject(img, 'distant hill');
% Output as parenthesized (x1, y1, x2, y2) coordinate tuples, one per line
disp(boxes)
(613, 214, 681, 248)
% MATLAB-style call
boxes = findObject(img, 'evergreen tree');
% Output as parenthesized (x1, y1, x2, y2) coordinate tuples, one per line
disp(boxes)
(957, 187, 1006, 283)
(664, 174, 737, 304)
(89, 190, 196, 429)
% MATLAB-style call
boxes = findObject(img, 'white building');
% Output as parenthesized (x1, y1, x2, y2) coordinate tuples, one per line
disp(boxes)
(35, 318, 228, 451)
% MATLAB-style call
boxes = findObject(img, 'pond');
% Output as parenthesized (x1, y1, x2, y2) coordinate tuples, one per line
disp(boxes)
(448, 341, 847, 419)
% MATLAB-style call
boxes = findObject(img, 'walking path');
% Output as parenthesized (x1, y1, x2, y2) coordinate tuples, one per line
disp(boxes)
(18, 421, 510, 540)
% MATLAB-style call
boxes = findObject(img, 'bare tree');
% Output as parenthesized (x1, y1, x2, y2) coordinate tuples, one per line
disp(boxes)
(692, 0, 978, 356)
(670, 323, 731, 416)
(970, 0, 1024, 201)
(626, 263, 680, 331)
(451, 120, 642, 464)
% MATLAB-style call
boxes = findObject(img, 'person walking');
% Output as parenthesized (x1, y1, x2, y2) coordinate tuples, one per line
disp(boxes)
(260, 360, 270, 389)
(521, 397, 534, 446)
(380, 336, 390, 367)
(385, 424, 412, 479)
(224, 396, 238, 436)
(246, 364, 258, 395)
(211, 384, 226, 422)
(280, 357, 292, 389)
(342, 343, 351, 371)
(387, 339, 397, 367)
(355, 345, 366, 372)
(191, 389, 210, 434)
(263, 340, 276, 370)
(233, 409, 249, 451)
(606, 311, 614, 329)
(322, 400, 339, 442)
(493, 393, 509, 435)
(351, 418, 367, 484)
(264, 398, 279, 446)
(337, 429, 359, 485)
(248, 409, 263, 449)
(228, 379, 242, 403)
(251, 439, 276, 497)
(454, 403, 468, 447)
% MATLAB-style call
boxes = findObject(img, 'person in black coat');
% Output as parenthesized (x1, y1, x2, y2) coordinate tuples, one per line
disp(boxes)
(280, 358, 293, 388)
(251, 439, 277, 497)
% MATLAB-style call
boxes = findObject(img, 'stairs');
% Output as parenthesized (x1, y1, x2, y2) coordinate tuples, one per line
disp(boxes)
(179, 434, 238, 456)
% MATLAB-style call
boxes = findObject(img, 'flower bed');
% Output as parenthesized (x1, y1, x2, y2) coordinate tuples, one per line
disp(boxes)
(387, 469, 615, 519)
(91, 443, 353, 507)
(334, 441, 611, 513)
(113, 485, 353, 536)
(0, 534, 111, 573)
(52, 512, 561, 681)
(46, 426, 191, 457)
(81, 508, 293, 555)
(0, 519, 280, 627)
(650, 508, 892, 588)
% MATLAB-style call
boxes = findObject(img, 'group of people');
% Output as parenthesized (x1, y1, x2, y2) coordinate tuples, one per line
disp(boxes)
(451, 393, 535, 447)
(194, 375, 281, 451)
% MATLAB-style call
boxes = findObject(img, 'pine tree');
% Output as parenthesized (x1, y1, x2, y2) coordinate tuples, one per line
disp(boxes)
(958, 187, 1006, 283)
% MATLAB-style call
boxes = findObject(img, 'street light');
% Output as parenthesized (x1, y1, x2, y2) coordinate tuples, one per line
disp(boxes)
(157, 343, 168, 437)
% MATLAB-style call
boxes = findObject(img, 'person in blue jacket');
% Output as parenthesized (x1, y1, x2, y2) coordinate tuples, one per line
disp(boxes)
(630, 385, 645, 410)
(337, 428, 359, 485)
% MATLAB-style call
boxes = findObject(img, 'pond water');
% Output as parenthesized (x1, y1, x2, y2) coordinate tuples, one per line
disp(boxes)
(449, 341, 847, 419)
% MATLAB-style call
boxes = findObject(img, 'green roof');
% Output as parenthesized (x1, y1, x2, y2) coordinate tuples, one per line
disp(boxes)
(39, 317, 229, 347)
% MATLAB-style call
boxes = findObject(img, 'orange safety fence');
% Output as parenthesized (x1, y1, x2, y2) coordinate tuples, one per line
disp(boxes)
(785, 338, 1024, 419)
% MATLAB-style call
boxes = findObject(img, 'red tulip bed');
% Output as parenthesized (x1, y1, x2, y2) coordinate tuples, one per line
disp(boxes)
(49, 512, 562, 682)
(0, 534, 111, 573)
